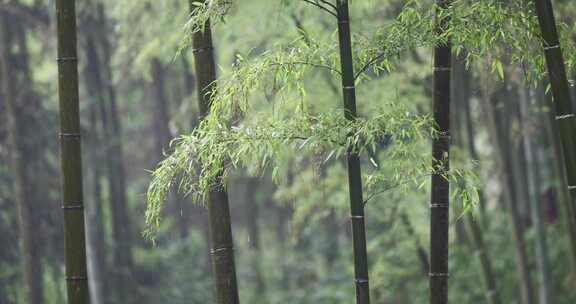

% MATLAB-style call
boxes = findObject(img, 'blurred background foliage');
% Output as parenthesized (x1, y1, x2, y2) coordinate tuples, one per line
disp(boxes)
(2, 0, 576, 303)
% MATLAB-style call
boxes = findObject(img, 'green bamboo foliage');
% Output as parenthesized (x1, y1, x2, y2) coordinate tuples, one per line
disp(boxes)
(189, 1, 240, 303)
(430, 0, 452, 303)
(55, 0, 90, 303)
(533, 0, 576, 276)
(335, 1, 371, 303)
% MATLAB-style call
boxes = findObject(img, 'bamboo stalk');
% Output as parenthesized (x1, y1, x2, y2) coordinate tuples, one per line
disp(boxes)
(519, 85, 552, 303)
(150, 58, 172, 159)
(55, 0, 90, 303)
(400, 213, 430, 275)
(95, 5, 135, 283)
(463, 138, 500, 304)
(533, 0, 576, 277)
(430, 0, 452, 303)
(190, 1, 240, 303)
(83, 9, 134, 299)
(83, 33, 108, 304)
(335, 1, 370, 303)
(459, 58, 501, 304)
(481, 85, 534, 304)
(465, 218, 501, 304)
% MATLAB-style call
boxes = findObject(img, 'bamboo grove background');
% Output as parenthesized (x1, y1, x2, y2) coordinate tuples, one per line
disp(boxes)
(3, 0, 576, 303)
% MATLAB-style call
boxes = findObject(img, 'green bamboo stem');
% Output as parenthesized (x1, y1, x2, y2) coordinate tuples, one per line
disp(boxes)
(463, 143, 500, 304)
(519, 85, 552, 303)
(335, 1, 370, 303)
(465, 218, 501, 304)
(538, 81, 576, 274)
(481, 85, 534, 304)
(95, 5, 135, 282)
(400, 213, 430, 275)
(82, 33, 109, 304)
(190, 1, 240, 303)
(83, 9, 133, 299)
(430, 0, 452, 303)
(245, 178, 267, 300)
(150, 58, 172, 159)
(55, 0, 90, 303)
(533, 0, 576, 278)
(459, 59, 501, 304)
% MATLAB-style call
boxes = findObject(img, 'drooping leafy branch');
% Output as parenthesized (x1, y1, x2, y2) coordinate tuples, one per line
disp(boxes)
(181, 0, 576, 129)
(183, 0, 576, 85)
(299, 0, 337, 17)
(145, 102, 433, 238)
(184, 0, 233, 33)
(144, 0, 500, 240)
(205, 37, 341, 123)
(356, 0, 576, 81)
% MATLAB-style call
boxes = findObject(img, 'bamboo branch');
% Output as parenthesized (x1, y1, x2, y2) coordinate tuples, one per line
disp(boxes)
(363, 174, 432, 206)
(269, 61, 342, 75)
(301, 0, 338, 17)
(354, 52, 388, 80)
(319, 0, 337, 11)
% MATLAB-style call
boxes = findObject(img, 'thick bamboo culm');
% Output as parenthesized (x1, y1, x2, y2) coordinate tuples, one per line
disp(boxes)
(429, 0, 452, 303)
(55, 0, 90, 303)
(533, 0, 576, 277)
(335, 1, 371, 303)
(189, 1, 240, 303)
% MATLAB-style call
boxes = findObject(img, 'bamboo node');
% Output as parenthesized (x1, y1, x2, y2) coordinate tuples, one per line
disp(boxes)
(350, 215, 365, 220)
(543, 44, 560, 51)
(57, 57, 78, 62)
(428, 272, 449, 277)
(62, 204, 83, 211)
(338, 20, 349, 25)
(210, 246, 234, 255)
(433, 67, 451, 72)
(59, 132, 82, 139)
(66, 276, 87, 281)
(354, 278, 369, 284)
(568, 186, 576, 191)
(429, 203, 449, 208)
(555, 114, 575, 120)
(343, 85, 355, 90)
(192, 46, 213, 54)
